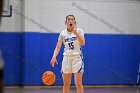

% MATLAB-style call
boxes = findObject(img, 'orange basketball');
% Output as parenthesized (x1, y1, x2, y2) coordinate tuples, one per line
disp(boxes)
(42, 71, 56, 85)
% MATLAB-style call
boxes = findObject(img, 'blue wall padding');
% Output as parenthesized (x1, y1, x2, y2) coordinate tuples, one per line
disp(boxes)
(0, 32, 140, 85)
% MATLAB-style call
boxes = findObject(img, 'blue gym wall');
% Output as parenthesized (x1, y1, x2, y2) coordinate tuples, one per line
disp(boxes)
(0, 32, 140, 86)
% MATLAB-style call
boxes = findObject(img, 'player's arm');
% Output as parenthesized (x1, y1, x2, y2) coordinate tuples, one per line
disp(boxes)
(50, 40, 62, 67)
(52, 40, 62, 58)
(72, 28, 85, 46)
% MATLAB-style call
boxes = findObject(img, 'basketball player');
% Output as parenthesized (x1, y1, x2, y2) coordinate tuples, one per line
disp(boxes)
(50, 15, 85, 93)
(0, 0, 3, 93)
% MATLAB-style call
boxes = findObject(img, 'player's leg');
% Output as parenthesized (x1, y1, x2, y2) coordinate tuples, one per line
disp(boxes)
(62, 73, 72, 93)
(72, 55, 84, 93)
(74, 72, 84, 93)
(61, 56, 72, 93)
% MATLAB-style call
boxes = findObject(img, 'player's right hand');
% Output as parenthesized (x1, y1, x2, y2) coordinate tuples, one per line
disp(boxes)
(50, 57, 58, 67)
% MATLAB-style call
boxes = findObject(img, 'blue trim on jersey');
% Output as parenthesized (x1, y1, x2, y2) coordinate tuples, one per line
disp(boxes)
(78, 52, 84, 73)
(78, 63, 84, 73)
(61, 71, 64, 74)
(80, 46, 83, 61)
(78, 66, 82, 73)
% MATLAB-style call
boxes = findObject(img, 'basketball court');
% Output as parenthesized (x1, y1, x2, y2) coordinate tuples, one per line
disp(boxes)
(3, 86, 140, 93)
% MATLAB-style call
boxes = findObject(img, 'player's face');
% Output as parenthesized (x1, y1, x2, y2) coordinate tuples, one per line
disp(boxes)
(66, 16, 76, 29)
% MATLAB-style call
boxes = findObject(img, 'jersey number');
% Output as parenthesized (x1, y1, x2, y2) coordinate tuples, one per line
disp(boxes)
(68, 42, 74, 50)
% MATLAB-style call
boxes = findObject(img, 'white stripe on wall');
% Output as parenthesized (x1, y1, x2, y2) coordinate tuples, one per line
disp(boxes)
(0, 0, 140, 34)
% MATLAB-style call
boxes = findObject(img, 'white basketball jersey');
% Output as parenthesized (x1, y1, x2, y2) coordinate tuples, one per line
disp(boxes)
(58, 28, 84, 56)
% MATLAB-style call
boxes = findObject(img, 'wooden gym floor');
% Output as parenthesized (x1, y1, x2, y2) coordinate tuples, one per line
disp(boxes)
(2, 85, 140, 93)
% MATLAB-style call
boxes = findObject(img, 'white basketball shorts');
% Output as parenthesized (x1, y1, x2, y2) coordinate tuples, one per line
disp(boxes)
(61, 55, 84, 74)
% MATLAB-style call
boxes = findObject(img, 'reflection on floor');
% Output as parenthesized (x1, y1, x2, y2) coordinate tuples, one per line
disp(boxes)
(2, 86, 140, 93)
